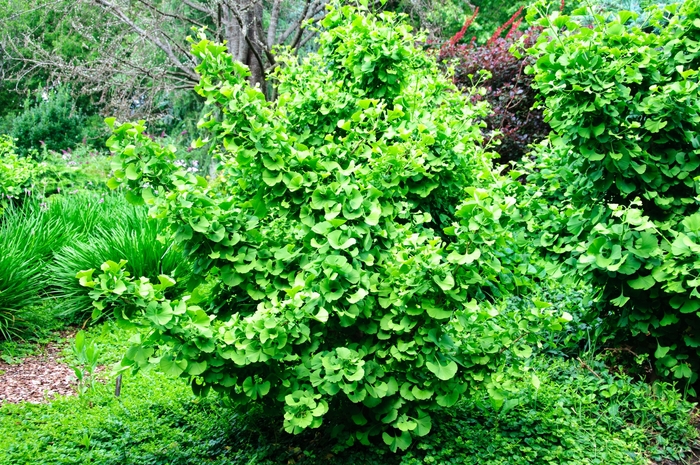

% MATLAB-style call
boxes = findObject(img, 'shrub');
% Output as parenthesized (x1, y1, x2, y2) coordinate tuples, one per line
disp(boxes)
(521, 0, 700, 387)
(438, 9, 550, 164)
(0, 135, 42, 214)
(11, 86, 84, 154)
(82, 6, 564, 450)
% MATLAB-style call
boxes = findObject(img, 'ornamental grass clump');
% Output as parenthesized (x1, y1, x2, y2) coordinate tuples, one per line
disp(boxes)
(81, 5, 562, 450)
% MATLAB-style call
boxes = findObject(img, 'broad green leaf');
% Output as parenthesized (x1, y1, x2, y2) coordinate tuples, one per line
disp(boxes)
(161, 355, 187, 377)
(680, 299, 700, 314)
(655, 344, 670, 359)
(382, 431, 412, 452)
(628, 275, 655, 290)
(187, 360, 208, 376)
(433, 274, 454, 291)
(426, 358, 458, 380)
(425, 302, 452, 320)
(327, 230, 356, 249)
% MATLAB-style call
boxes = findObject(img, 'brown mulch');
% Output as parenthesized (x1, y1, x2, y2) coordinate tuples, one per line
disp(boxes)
(0, 341, 77, 404)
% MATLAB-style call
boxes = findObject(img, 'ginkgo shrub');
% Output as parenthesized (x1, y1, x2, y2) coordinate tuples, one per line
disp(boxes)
(520, 0, 700, 386)
(79, 5, 563, 451)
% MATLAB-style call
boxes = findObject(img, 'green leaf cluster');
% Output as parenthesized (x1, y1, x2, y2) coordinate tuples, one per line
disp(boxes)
(83, 5, 564, 450)
(0, 135, 42, 214)
(522, 0, 700, 387)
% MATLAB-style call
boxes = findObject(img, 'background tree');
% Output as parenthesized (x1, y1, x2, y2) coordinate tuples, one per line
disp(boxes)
(0, 0, 330, 125)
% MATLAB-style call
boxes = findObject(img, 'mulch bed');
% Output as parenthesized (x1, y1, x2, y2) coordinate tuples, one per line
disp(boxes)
(0, 340, 77, 404)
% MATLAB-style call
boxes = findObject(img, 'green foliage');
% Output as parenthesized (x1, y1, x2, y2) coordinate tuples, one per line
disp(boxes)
(0, 135, 42, 213)
(0, 192, 183, 338)
(504, 280, 602, 357)
(50, 206, 183, 323)
(0, 202, 68, 339)
(35, 144, 113, 195)
(467, 0, 531, 44)
(0, 323, 695, 464)
(87, 6, 564, 448)
(69, 330, 100, 394)
(10, 86, 85, 153)
(521, 0, 700, 386)
(400, 357, 697, 465)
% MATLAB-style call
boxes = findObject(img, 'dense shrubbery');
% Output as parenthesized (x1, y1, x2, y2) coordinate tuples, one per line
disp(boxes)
(0, 135, 41, 214)
(82, 5, 571, 450)
(47, 196, 183, 323)
(520, 0, 700, 387)
(34, 144, 113, 196)
(10, 86, 86, 154)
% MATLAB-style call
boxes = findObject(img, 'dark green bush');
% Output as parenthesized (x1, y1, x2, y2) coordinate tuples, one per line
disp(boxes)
(11, 86, 84, 153)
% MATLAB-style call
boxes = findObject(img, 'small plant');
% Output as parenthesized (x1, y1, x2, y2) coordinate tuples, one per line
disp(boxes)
(70, 330, 100, 394)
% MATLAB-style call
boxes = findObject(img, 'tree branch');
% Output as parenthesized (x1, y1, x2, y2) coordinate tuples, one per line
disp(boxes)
(91, 0, 200, 82)
(278, 0, 312, 45)
(134, 0, 207, 29)
(266, 0, 283, 49)
(181, 0, 211, 15)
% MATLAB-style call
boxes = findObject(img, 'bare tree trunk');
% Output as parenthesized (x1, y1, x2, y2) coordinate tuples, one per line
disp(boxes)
(245, 1, 265, 89)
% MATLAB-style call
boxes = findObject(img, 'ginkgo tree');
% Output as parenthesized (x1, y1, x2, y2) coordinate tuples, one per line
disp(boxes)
(80, 4, 564, 450)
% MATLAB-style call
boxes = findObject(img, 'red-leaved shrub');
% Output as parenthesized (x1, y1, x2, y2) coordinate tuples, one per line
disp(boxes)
(438, 9, 550, 164)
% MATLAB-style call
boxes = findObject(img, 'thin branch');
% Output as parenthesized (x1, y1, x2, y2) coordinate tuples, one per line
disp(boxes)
(134, 0, 207, 29)
(182, 0, 211, 15)
(296, 29, 317, 50)
(278, 0, 312, 45)
(92, 0, 200, 82)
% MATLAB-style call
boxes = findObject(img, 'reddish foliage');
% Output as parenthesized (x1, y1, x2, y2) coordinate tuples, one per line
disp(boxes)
(438, 9, 550, 164)
(448, 8, 479, 46)
(488, 7, 524, 45)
